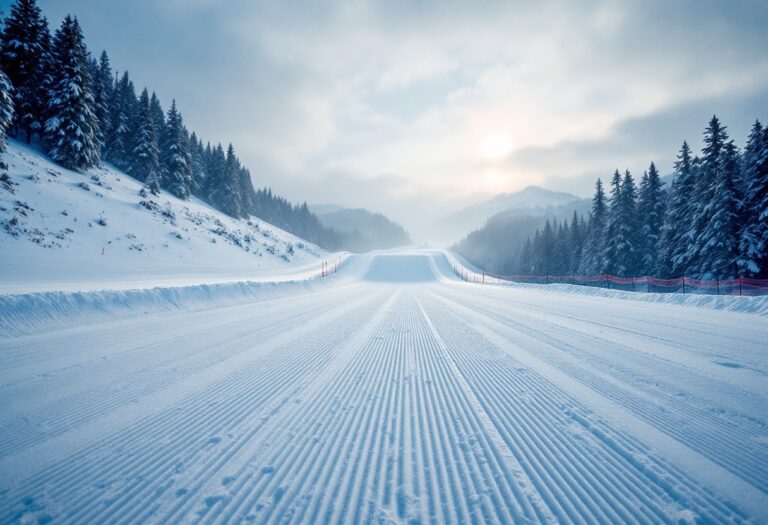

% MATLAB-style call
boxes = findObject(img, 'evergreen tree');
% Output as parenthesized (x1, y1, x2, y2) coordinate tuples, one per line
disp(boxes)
(540, 219, 555, 274)
(657, 142, 695, 277)
(149, 91, 164, 139)
(160, 99, 192, 199)
(691, 115, 729, 276)
(0, 0, 50, 143)
(205, 143, 246, 217)
(223, 143, 244, 217)
(0, 66, 14, 168)
(602, 171, 624, 275)
(636, 162, 666, 275)
(91, 50, 112, 149)
(238, 166, 256, 215)
(568, 211, 584, 273)
(603, 170, 639, 276)
(530, 229, 543, 274)
(698, 140, 742, 278)
(518, 237, 534, 273)
(619, 170, 639, 276)
(44, 16, 100, 169)
(188, 132, 206, 195)
(129, 88, 160, 193)
(204, 142, 225, 201)
(739, 120, 768, 276)
(759, 125, 768, 276)
(105, 71, 135, 169)
(579, 178, 607, 274)
(551, 221, 569, 275)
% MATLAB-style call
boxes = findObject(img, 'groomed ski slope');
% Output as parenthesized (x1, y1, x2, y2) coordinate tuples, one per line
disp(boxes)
(1, 250, 767, 523)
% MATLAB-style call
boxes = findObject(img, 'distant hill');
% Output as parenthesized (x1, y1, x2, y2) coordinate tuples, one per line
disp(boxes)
(439, 186, 581, 244)
(315, 208, 411, 253)
(308, 203, 345, 215)
(451, 198, 590, 275)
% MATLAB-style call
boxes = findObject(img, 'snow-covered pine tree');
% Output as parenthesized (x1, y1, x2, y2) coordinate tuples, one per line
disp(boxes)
(602, 170, 624, 275)
(0, 66, 14, 168)
(540, 219, 555, 275)
(129, 88, 160, 194)
(517, 237, 534, 273)
(531, 229, 544, 274)
(618, 170, 639, 276)
(223, 144, 245, 217)
(160, 99, 192, 199)
(238, 166, 257, 215)
(636, 162, 666, 275)
(738, 120, 768, 276)
(203, 142, 223, 200)
(760, 125, 768, 276)
(551, 221, 569, 275)
(698, 140, 742, 278)
(568, 211, 584, 273)
(579, 178, 607, 274)
(690, 115, 729, 276)
(578, 214, 589, 265)
(0, 0, 50, 143)
(149, 92, 164, 141)
(188, 132, 207, 196)
(204, 142, 245, 215)
(44, 16, 100, 170)
(91, 50, 112, 150)
(105, 71, 135, 170)
(657, 142, 695, 277)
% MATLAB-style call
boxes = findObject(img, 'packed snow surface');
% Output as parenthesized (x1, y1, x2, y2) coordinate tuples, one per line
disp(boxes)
(1, 249, 767, 523)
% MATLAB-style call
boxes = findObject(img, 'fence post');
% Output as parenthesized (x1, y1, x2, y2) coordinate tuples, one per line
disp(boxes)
(606, 275, 610, 289)
(546, 273, 549, 285)
(682, 276, 686, 294)
(482, 272, 485, 284)
(716, 278, 720, 295)
(739, 277, 743, 297)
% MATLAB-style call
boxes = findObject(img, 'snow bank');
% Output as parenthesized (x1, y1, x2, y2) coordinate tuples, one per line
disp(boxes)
(0, 278, 325, 337)
(502, 281, 768, 316)
(443, 250, 768, 317)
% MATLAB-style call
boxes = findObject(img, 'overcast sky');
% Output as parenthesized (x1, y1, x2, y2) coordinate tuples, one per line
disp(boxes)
(12, 0, 768, 232)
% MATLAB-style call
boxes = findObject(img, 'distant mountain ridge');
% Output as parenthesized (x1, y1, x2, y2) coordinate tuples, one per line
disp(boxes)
(313, 206, 411, 253)
(451, 197, 590, 274)
(437, 186, 581, 244)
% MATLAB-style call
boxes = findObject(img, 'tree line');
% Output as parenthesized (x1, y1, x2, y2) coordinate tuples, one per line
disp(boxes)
(517, 115, 768, 279)
(0, 0, 340, 248)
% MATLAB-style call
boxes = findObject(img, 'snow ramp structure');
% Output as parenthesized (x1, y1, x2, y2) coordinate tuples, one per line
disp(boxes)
(1, 248, 767, 523)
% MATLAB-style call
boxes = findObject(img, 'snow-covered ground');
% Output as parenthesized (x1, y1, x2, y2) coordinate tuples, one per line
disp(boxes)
(1, 249, 766, 523)
(0, 140, 327, 294)
(442, 251, 768, 317)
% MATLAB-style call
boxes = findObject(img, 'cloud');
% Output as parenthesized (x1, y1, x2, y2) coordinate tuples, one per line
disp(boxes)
(32, 0, 768, 236)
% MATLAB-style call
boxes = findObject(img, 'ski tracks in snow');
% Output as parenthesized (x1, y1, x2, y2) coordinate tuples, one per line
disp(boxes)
(1, 252, 767, 523)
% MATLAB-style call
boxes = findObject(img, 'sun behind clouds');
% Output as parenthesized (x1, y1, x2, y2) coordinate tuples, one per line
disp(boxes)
(479, 132, 513, 161)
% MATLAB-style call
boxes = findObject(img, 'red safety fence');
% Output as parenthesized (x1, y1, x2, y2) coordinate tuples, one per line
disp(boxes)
(453, 266, 768, 296)
(315, 257, 343, 279)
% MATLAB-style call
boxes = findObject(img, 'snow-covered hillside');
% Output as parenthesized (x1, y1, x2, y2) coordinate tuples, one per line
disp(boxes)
(0, 141, 326, 293)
